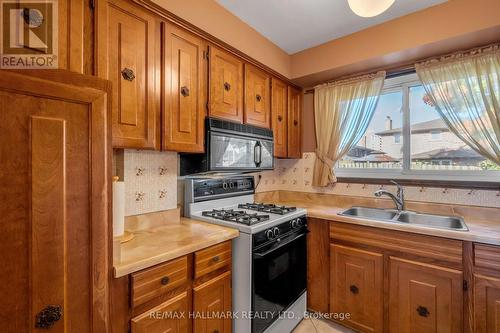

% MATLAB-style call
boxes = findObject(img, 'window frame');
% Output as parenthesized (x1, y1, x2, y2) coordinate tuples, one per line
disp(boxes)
(335, 73, 500, 183)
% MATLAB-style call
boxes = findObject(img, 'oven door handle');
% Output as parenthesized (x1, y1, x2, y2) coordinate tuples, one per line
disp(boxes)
(253, 232, 307, 259)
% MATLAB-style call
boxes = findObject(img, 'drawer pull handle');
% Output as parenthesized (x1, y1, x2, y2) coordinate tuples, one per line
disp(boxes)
(224, 82, 231, 91)
(121, 68, 135, 81)
(416, 306, 429, 317)
(277, 115, 283, 122)
(256, 94, 262, 102)
(211, 256, 220, 263)
(294, 120, 298, 126)
(349, 285, 359, 294)
(181, 86, 190, 97)
(160, 276, 170, 285)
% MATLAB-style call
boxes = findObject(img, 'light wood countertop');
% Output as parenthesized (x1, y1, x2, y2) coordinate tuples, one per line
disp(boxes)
(256, 191, 500, 246)
(114, 215, 239, 277)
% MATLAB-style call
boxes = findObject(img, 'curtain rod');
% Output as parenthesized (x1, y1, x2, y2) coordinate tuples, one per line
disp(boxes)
(304, 42, 499, 95)
(304, 64, 415, 94)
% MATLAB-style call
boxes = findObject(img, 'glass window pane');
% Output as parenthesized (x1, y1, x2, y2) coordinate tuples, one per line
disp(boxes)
(409, 85, 498, 170)
(339, 90, 403, 169)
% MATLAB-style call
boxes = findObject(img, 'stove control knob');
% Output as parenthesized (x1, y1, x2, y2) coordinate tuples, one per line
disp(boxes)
(291, 219, 297, 228)
(273, 227, 280, 238)
(222, 182, 228, 190)
(229, 182, 234, 189)
(296, 218, 303, 227)
(266, 230, 274, 240)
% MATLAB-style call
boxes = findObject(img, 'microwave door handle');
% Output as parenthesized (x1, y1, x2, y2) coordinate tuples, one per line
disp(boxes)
(254, 142, 262, 167)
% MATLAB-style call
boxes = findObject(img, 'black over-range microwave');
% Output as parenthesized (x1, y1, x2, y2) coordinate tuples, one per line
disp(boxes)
(179, 118, 274, 176)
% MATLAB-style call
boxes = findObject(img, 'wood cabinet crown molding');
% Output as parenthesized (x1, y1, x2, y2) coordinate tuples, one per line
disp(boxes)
(131, 0, 301, 89)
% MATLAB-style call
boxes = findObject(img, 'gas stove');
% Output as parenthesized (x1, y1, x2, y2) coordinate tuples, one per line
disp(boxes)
(184, 177, 306, 234)
(184, 176, 307, 333)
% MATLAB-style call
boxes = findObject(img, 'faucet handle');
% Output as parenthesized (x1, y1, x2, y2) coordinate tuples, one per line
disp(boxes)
(390, 180, 404, 197)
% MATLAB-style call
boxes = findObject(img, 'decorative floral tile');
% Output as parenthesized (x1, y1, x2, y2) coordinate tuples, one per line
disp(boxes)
(255, 152, 500, 208)
(123, 150, 178, 216)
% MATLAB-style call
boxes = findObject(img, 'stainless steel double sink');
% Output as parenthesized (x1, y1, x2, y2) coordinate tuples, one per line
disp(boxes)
(339, 206, 468, 231)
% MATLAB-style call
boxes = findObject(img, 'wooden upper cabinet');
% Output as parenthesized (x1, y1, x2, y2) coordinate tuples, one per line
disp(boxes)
(209, 46, 244, 123)
(474, 274, 500, 333)
(271, 78, 288, 158)
(288, 86, 302, 158)
(96, 0, 160, 149)
(0, 71, 109, 333)
(389, 257, 463, 333)
(163, 23, 206, 153)
(330, 244, 384, 333)
(244, 64, 271, 128)
(193, 271, 232, 333)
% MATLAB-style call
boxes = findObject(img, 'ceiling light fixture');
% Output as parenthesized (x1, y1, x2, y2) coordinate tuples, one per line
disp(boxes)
(348, 0, 396, 17)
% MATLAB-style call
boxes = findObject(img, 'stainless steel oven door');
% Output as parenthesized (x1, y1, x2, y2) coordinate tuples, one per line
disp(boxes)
(209, 132, 273, 170)
(251, 231, 307, 333)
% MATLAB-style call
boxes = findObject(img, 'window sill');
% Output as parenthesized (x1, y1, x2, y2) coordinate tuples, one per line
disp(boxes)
(335, 169, 500, 190)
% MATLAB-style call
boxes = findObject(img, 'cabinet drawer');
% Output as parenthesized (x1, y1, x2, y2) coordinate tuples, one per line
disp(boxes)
(474, 243, 500, 272)
(195, 241, 232, 279)
(131, 291, 188, 333)
(131, 256, 188, 307)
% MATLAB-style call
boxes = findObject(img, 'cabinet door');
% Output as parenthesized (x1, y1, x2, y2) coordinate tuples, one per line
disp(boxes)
(193, 271, 232, 333)
(96, 0, 160, 149)
(132, 292, 189, 333)
(244, 64, 271, 128)
(389, 257, 463, 333)
(0, 71, 109, 332)
(330, 244, 383, 333)
(287, 86, 302, 158)
(163, 23, 206, 152)
(271, 78, 288, 157)
(474, 274, 500, 332)
(209, 46, 243, 123)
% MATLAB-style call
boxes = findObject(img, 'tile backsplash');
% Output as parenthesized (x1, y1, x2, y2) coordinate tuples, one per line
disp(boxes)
(257, 152, 500, 208)
(117, 150, 178, 216)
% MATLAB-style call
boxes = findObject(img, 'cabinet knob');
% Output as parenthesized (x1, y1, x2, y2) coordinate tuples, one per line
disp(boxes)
(256, 94, 262, 102)
(160, 276, 170, 285)
(416, 306, 430, 317)
(224, 82, 231, 91)
(349, 285, 359, 294)
(211, 255, 220, 263)
(277, 115, 283, 122)
(213, 330, 219, 333)
(181, 86, 190, 97)
(121, 68, 135, 81)
(35, 305, 62, 329)
(294, 120, 298, 126)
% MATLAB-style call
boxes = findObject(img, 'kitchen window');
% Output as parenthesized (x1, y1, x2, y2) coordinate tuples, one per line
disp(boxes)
(337, 73, 500, 182)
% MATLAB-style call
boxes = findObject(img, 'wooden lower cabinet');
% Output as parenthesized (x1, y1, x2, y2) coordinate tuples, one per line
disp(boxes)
(117, 241, 232, 333)
(132, 292, 189, 333)
(389, 257, 463, 333)
(474, 274, 500, 332)
(330, 244, 383, 333)
(193, 271, 232, 333)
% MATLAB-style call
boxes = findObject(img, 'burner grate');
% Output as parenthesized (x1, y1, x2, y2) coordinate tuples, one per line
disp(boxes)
(201, 209, 270, 225)
(238, 202, 297, 215)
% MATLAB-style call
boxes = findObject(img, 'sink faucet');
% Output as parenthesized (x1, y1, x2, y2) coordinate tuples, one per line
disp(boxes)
(374, 180, 405, 212)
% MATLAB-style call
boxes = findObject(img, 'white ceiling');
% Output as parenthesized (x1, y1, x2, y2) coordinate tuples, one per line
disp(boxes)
(216, 0, 447, 54)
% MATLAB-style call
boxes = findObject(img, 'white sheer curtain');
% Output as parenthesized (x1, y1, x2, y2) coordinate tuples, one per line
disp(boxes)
(312, 71, 385, 187)
(415, 44, 500, 165)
